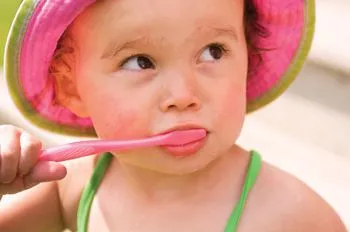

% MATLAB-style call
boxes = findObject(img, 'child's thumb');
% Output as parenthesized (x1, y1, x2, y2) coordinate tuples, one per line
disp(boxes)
(24, 161, 67, 185)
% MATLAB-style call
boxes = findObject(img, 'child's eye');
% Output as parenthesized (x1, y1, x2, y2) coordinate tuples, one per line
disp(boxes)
(199, 43, 229, 62)
(120, 55, 155, 70)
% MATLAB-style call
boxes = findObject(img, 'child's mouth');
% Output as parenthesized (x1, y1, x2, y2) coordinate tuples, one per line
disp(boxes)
(161, 131, 208, 157)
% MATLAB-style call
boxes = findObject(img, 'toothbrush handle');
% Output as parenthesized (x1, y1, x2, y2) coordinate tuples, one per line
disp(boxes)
(38, 137, 161, 162)
(38, 129, 204, 162)
(39, 144, 97, 162)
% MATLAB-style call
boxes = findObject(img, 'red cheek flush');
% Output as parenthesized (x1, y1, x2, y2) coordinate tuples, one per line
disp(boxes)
(104, 108, 146, 139)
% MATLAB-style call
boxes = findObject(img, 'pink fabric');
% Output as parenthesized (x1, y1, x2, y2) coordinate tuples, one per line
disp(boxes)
(20, 0, 95, 128)
(246, 0, 304, 100)
(19, 0, 304, 128)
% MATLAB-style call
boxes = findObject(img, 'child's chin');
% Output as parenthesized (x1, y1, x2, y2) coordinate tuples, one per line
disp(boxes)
(148, 152, 221, 175)
(114, 143, 223, 175)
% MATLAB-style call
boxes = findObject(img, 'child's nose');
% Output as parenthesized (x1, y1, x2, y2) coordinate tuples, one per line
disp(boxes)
(159, 73, 201, 113)
(160, 92, 201, 112)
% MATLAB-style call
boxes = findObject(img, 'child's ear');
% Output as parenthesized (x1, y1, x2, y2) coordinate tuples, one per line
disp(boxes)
(53, 72, 89, 118)
(50, 32, 89, 118)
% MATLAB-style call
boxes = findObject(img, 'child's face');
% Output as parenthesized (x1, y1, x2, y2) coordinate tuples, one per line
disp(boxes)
(61, 0, 248, 174)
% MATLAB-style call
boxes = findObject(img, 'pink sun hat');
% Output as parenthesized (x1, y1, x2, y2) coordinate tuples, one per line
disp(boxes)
(4, 0, 315, 137)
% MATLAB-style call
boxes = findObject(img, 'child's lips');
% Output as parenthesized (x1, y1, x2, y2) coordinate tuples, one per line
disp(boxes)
(161, 131, 208, 157)
(155, 125, 209, 157)
(157, 124, 208, 136)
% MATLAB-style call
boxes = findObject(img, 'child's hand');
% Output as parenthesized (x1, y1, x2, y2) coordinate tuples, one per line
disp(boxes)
(0, 125, 67, 196)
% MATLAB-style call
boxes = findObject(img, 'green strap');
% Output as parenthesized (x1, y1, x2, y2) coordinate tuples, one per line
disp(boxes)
(77, 153, 113, 232)
(77, 151, 261, 232)
(224, 151, 262, 232)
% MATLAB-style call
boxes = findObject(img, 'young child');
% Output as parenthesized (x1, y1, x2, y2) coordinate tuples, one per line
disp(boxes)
(0, 0, 346, 231)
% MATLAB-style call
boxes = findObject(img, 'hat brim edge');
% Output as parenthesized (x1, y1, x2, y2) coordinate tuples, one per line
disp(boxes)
(246, 0, 316, 113)
(4, 0, 97, 138)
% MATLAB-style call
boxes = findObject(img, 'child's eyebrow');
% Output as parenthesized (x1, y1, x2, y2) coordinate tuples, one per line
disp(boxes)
(101, 26, 238, 60)
(101, 35, 151, 60)
(193, 25, 239, 42)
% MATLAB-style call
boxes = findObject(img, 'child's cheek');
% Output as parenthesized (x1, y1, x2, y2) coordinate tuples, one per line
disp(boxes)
(215, 83, 246, 129)
(92, 104, 147, 140)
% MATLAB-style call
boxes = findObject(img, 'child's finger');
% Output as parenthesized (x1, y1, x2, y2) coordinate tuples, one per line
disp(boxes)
(0, 129, 21, 184)
(18, 132, 42, 176)
(0, 176, 38, 195)
(0, 162, 66, 195)
(23, 161, 67, 184)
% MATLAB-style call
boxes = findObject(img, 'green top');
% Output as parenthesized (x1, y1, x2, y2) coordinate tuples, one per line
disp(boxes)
(77, 151, 262, 232)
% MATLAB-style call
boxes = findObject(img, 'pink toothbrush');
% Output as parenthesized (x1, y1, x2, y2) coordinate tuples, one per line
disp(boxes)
(39, 129, 206, 162)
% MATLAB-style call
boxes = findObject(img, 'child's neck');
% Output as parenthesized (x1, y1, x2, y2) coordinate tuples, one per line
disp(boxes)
(109, 145, 248, 204)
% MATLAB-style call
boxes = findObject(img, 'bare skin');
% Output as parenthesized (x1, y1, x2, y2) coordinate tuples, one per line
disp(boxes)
(0, 0, 346, 231)
(0, 143, 345, 231)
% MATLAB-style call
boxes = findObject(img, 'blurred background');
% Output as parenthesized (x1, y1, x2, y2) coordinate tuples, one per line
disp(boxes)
(0, 0, 350, 230)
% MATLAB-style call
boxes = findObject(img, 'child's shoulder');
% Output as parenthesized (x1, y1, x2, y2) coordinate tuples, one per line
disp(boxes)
(241, 159, 346, 231)
(57, 155, 98, 230)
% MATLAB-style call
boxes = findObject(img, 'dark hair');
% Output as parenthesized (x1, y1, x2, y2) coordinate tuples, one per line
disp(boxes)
(244, 0, 270, 73)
